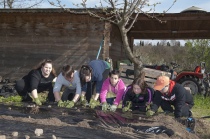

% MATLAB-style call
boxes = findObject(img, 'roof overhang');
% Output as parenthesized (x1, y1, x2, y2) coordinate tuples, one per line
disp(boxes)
(129, 12, 210, 40)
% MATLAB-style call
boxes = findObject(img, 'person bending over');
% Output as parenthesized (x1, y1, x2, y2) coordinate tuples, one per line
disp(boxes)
(100, 69, 126, 112)
(146, 75, 194, 118)
(53, 65, 82, 108)
(79, 60, 110, 108)
(15, 59, 56, 105)
(122, 73, 154, 113)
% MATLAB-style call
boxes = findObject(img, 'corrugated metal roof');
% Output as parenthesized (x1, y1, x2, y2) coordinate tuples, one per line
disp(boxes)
(180, 6, 207, 13)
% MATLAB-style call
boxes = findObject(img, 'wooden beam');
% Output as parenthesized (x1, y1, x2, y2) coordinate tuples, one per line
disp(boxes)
(136, 13, 210, 21)
(130, 30, 210, 33)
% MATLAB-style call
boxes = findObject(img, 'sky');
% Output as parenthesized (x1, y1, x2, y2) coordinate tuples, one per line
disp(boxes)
(42, 0, 210, 13)
(41, 0, 210, 45)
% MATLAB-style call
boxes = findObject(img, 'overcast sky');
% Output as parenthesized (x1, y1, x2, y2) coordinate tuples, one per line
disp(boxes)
(42, 0, 210, 13)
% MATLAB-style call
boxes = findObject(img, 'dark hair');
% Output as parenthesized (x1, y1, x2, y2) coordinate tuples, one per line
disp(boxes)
(132, 72, 148, 94)
(34, 59, 56, 77)
(109, 69, 120, 78)
(79, 65, 92, 86)
(62, 65, 74, 78)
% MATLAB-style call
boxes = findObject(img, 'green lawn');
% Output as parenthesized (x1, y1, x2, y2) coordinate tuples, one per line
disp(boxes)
(192, 95, 210, 120)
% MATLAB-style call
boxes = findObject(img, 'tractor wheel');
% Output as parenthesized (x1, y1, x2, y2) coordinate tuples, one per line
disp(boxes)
(179, 77, 201, 95)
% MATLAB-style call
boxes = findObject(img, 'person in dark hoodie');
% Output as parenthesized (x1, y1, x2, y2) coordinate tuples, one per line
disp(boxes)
(122, 72, 154, 113)
(146, 75, 194, 118)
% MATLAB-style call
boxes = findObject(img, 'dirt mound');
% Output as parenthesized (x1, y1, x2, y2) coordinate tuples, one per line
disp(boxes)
(0, 103, 209, 139)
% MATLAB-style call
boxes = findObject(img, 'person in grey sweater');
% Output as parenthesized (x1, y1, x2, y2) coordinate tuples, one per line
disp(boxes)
(53, 65, 81, 108)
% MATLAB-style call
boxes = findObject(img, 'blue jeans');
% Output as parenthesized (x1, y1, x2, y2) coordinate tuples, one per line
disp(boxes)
(106, 97, 115, 105)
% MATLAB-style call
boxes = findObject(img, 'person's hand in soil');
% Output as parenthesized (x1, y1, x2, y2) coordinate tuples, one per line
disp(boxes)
(122, 106, 132, 113)
(34, 98, 42, 105)
(28, 93, 42, 105)
(66, 101, 75, 108)
(122, 101, 132, 113)
(80, 95, 87, 106)
(146, 110, 155, 116)
(57, 100, 65, 107)
(102, 102, 109, 111)
(110, 105, 117, 112)
(89, 98, 100, 109)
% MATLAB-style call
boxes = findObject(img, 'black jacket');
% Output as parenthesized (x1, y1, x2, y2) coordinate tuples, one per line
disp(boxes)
(151, 81, 194, 117)
(23, 68, 55, 92)
(123, 86, 154, 112)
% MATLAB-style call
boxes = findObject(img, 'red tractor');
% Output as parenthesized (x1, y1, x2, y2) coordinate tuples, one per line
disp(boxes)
(144, 62, 205, 95)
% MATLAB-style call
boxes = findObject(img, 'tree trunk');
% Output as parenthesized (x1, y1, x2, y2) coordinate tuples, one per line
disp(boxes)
(118, 25, 143, 77)
(134, 63, 140, 77)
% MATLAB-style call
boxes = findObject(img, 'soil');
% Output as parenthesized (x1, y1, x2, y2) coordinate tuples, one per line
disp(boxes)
(0, 102, 210, 139)
(0, 68, 210, 139)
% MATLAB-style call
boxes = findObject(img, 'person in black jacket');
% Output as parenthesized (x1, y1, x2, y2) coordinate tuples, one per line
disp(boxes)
(146, 75, 194, 118)
(15, 59, 57, 105)
(122, 72, 154, 112)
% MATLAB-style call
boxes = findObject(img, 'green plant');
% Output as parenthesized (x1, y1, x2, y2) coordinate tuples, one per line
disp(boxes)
(0, 95, 22, 103)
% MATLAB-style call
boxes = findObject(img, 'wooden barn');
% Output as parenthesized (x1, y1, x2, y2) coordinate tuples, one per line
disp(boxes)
(0, 9, 126, 81)
(0, 8, 210, 81)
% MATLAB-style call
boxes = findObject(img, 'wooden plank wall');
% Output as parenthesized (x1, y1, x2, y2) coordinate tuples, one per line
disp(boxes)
(109, 24, 127, 69)
(0, 11, 105, 81)
(143, 68, 171, 87)
(119, 65, 171, 87)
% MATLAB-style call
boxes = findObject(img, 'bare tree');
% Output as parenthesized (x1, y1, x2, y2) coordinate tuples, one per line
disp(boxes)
(48, 0, 177, 76)
(0, 0, 44, 8)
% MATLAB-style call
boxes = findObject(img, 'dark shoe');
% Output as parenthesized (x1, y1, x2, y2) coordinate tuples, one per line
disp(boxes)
(189, 110, 192, 117)
(186, 117, 195, 131)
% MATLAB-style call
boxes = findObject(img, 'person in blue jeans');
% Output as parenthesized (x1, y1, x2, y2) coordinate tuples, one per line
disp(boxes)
(79, 60, 110, 108)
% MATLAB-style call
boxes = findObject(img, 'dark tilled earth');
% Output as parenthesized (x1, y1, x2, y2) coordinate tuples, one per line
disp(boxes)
(0, 66, 210, 139)
(0, 102, 209, 139)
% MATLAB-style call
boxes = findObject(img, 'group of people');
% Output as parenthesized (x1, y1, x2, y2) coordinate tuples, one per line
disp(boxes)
(14, 58, 194, 120)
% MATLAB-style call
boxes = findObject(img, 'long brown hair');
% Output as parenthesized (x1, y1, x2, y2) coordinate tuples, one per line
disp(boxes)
(131, 72, 148, 94)
(79, 65, 92, 86)
(34, 59, 56, 77)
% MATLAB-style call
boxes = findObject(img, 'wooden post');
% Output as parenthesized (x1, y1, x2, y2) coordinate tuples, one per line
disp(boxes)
(103, 21, 111, 60)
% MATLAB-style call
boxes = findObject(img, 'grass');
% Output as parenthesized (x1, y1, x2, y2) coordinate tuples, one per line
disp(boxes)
(192, 95, 210, 120)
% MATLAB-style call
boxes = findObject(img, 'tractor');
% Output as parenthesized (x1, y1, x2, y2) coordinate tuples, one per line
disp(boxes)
(143, 62, 205, 95)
